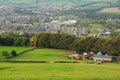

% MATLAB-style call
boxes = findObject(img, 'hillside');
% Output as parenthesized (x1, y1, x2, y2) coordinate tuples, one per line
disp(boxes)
(100, 7, 120, 13)
(0, 0, 119, 7)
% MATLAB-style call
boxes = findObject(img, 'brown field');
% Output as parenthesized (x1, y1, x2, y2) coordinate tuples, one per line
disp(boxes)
(100, 7, 120, 13)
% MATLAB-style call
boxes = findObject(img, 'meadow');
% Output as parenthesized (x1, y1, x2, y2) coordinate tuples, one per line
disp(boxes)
(0, 46, 30, 58)
(12, 49, 74, 61)
(0, 46, 120, 80)
(0, 63, 120, 80)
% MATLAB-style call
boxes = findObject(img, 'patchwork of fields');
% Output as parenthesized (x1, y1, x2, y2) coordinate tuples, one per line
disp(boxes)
(0, 0, 118, 7)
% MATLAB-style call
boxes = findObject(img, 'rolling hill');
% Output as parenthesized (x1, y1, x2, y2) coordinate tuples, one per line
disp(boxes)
(0, 0, 119, 7)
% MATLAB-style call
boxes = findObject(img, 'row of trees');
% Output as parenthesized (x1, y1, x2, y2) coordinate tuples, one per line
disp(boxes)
(34, 33, 120, 55)
(0, 35, 30, 46)
(0, 33, 120, 55)
(0, 32, 33, 47)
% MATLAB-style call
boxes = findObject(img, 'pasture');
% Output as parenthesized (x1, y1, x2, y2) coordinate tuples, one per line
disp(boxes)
(13, 49, 74, 61)
(100, 7, 120, 13)
(0, 46, 30, 58)
(0, 46, 120, 80)
(0, 63, 120, 80)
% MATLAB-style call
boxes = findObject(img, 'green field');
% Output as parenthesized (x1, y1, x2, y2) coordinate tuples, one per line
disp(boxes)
(0, 46, 30, 58)
(13, 49, 74, 61)
(0, 46, 120, 80)
(32, 21, 40, 26)
(88, 23, 103, 28)
(0, 63, 120, 80)
(0, 0, 118, 7)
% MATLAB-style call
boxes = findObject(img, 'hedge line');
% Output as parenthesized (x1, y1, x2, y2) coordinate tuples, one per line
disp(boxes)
(0, 59, 79, 63)
(8, 48, 36, 59)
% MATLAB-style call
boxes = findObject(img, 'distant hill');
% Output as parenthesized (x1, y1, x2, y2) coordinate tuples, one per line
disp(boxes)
(0, 0, 119, 7)
(100, 7, 120, 13)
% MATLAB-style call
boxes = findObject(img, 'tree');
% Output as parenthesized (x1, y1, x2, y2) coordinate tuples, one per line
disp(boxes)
(14, 37, 23, 46)
(49, 33, 61, 48)
(92, 38, 105, 53)
(11, 50, 17, 57)
(58, 34, 76, 49)
(73, 38, 86, 54)
(86, 37, 99, 52)
(33, 32, 38, 47)
(2, 51, 9, 59)
(38, 33, 50, 48)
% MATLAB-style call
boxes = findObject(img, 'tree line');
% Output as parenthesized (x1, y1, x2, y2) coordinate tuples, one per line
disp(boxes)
(0, 32, 120, 56)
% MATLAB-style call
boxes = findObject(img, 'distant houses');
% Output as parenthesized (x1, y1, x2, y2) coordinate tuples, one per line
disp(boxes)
(0, 4, 120, 37)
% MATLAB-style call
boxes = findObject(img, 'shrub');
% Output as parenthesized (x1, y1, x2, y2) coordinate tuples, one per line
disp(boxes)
(116, 56, 120, 63)
(11, 50, 17, 57)
(2, 51, 9, 59)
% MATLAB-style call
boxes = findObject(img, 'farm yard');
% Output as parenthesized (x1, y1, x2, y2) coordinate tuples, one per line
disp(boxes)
(0, 46, 120, 80)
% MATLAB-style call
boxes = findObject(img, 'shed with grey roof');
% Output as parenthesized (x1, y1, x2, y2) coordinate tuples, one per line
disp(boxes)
(93, 55, 116, 62)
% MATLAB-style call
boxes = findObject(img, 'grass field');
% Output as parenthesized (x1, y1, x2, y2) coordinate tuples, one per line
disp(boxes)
(88, 23, 103, 28)
(32, 21, 40, 26)
(13, 49, 74, 61)
(0, 63, 120, 80)
(0, 46, 30, 58)
(0, 47, 120, 80)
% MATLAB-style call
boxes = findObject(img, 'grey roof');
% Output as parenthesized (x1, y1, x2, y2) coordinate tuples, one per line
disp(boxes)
(93, 55, 112, 59)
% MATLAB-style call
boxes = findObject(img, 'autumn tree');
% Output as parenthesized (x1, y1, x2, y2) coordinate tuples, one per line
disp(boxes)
(33, 32, 38, 47)
(2, 51, 9, 59)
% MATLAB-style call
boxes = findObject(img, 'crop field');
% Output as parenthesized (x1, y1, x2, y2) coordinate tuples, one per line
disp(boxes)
(0, 46, 30, 58)
(13, 49, 74, 61)
(100, 7, 120, 13)
(0, 63, 120, 80)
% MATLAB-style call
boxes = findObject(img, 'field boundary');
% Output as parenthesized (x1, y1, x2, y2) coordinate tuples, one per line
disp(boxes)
(7, 48, 36, 59)
(17, 48, 36, 56)
(0, 59, 79, 63)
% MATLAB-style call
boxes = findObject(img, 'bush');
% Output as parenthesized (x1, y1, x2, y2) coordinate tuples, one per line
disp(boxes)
(117, 56, 120, 63)
(11, 50, 17, 57)
(2, 51, 9, 59)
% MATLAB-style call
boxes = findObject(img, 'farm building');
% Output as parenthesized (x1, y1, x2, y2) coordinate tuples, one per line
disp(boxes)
(93, 55, 116, 62)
